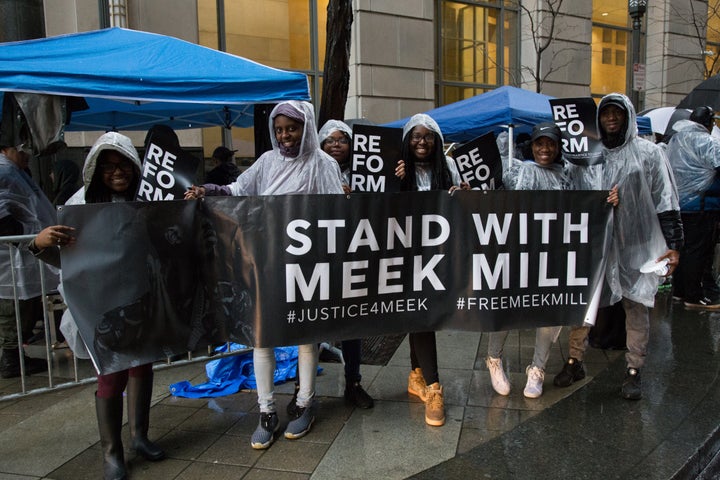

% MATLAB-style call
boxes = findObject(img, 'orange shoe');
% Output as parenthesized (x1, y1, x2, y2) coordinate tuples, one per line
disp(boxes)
(407, 368, 427, 401)
(424, 382, 445, 426)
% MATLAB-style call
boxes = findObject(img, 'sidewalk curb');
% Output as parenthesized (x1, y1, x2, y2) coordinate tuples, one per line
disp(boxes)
(671, 424, 720, 480)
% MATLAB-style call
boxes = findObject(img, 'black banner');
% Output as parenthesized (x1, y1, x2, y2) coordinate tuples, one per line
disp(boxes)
(451, 132, 503, 190)
(59, 191, 612, 374)
(350, 125, 403, 192)
(550, 98, 604, 166)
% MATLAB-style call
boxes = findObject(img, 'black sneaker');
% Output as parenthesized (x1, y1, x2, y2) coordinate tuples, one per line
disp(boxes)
(683, 297, 720, 310)
(0, 349, 47, 379)
(284, 401, 315, 440)
(344, 381, 374, 409)
(621, 368, 642, 400)
(553, 357, 585, 387)
(286, 382, 300, 417)
(250, 412, 279, 449)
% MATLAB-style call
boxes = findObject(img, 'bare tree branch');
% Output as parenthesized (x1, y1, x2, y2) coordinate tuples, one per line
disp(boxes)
(669, 0, 720, 79)
(519, 0, 567, 92)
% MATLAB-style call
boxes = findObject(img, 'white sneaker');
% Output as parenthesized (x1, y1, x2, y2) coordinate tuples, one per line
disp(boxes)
(524, 365, 544, 398)
(486, 356, 511, 395)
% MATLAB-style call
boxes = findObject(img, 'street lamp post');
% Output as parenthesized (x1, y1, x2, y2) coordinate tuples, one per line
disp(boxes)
(629, 0, 648, 111)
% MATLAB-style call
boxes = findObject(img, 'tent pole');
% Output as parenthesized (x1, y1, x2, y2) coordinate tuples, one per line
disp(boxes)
(508, 124, 514, 161)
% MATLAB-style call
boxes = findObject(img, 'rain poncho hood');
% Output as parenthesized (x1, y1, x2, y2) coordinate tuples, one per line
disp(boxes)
(575, 93, 680, 307)
(318, 120, 353, 144)
(65, 131, 142, 205)
(0, 152, 59, 299)
(666, 119, 720, 211)
(401, 114, 460, 190)
(318, 119, 353, 185)
(228, 100, 343, 196)
(403, 114, 445, 145)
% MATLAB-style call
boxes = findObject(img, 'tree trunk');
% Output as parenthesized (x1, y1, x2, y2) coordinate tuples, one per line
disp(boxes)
(318, 0, 353, 127)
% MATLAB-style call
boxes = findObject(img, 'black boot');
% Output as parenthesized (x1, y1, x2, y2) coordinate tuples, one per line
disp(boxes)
(95, 394, 127, 480)
(127, 373, 165, 461)
(0, 348, 47, 379)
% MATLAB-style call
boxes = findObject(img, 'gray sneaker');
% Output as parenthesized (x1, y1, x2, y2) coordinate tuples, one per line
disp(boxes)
(250, 412, 279, 449)
(284, 402, 315, 439)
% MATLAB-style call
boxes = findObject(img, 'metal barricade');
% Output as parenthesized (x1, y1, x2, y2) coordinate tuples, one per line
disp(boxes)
(0, 234, 249, 402)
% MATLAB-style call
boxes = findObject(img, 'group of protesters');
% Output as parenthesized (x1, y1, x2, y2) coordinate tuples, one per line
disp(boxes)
(6, 89, 719, 479)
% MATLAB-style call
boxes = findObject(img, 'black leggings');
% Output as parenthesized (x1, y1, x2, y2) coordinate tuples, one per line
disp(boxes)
(341, 338, 362, 383)
(409, 331, 439, 385)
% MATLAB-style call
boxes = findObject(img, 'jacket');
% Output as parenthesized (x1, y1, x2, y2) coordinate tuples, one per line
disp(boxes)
(569, 93, 682, 307)
(666, 119, 720, 211)
(0, 154, 59, 299)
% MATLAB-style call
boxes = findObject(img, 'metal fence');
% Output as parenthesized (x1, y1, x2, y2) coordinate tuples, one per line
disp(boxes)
(0, 234, 247, 402)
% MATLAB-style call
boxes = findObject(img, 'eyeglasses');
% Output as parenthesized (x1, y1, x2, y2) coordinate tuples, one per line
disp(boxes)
(324, 137, 349, 146)
(99, 161, 134, 174)
(410, 133, 435, 143)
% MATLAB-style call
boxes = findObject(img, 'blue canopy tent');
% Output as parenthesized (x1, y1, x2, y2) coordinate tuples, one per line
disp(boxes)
(384, 86, 654, 153)
(636, 115, 652, 136)
(384, 86, 555, 143)
(0, 27, 310, 131)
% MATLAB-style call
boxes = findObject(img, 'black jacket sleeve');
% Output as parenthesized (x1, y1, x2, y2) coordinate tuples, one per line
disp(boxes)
(27, 239, 61, 268)
(657, 210, 683, 251)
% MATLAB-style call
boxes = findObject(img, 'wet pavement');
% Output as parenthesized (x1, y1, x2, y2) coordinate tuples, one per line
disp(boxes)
(0, 290, 718, 479)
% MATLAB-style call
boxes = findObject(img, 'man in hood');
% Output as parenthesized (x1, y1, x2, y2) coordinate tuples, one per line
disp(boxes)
(666, 106, 720, 309)
(0, 143, 58, 378)
(554, 93, 683, 401)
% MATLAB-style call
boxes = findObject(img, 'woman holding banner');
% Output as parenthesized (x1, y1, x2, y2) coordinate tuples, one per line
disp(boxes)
(485, 122, 618, 399)
(185, 101, 344, 450)
(485, 122, 569, 399)
(316, 119, 374, 409)
(397, 113, 464, 427)
(30, 132, 166, 480)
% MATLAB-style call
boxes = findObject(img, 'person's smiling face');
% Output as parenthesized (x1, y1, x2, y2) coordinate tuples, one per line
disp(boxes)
(274, 115, 304, 151)
(98, 151, 135, 193)
(409, 126, 436, 161)
(599, 104, 626, 136)
(531, 136, 559, 166)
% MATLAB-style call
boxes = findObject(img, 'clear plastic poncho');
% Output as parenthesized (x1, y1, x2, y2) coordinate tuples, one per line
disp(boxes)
(402, 113, 461, 190)
(666, 119, 720, 211)
(504, 160, 568, 191)
(0, 154, 59, 299)
(228, 101, 343, 196)
(570, 93, 679, 307)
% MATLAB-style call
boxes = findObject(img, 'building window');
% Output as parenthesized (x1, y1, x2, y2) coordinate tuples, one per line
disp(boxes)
(197, 0, 327, 160)
(437, 1, 518, 106)
(591, 0, 632, 100)
(602, 47, 612, 65)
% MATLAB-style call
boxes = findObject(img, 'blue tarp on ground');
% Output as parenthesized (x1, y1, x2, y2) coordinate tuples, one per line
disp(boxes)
(0, 27, 310, 131)
(383, 86, 555, 143)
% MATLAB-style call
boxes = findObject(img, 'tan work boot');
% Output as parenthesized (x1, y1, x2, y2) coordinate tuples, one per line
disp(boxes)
(408, 367, 427, 401)
(424, 382, 445, 427)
